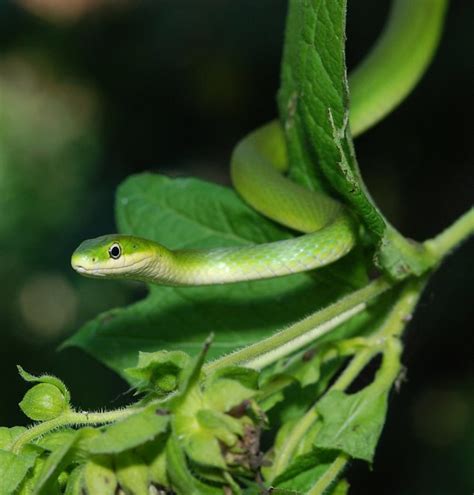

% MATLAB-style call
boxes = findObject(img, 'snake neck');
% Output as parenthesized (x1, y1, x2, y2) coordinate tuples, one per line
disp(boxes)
(131, 243, 177, 285)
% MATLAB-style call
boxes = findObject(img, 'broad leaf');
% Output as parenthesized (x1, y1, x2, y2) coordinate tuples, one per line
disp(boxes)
(83, 456, 117, 494)
(33, 430, 81, 495)
(166, 435, 223, 495)
(0, 450, 38, 495)
(65, 174, 370, 377)
(272, 449, 338, 492)
(85, 406, 169, 454)
(314, 386, 389, 462)
(0, 426, 27, 451)
(114, 450, 149, 495)
(278, 0, 435, 278)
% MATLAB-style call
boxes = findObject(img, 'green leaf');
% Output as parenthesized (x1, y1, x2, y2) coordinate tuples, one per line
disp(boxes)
(172, 385, 227, 470)
(176, 335, 212, 398)
(36, 430, 77, 452)
(205, 366, 259, 392)
(85, 405, 169, 455)
(63, 466, 84, 495)
(114, 450, 149, 495)
(33, 430, 80, 495)
(124, 350, 190, 393)
(65, 173, 369, 377)
(165, 435, 223, 495)
(18, 455, 47, 495)
(0, 426, 27, 451)
(138, 436, 169, 487)
(314, 386, 389, 462)
(278, 0, 435, 278)
(272, 449, 338, 492)
(83, 456, 117, 495)
(0, 450, 38, 495)
(196, 410, 242, 446)
(203, 370, 259, 413)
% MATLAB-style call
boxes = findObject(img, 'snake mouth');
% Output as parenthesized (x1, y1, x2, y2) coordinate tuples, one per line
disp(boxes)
(73, 265, 88, 274)
(71, 255, 150, 277)
(72, 255, 152, 278)
(73, 265, 107, 277)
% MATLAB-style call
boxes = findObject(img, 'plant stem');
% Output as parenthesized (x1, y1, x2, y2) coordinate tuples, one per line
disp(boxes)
(270, 407, 318, 480)
(204, 277, 391, 373)
(425, 207, 474, 260)
(306, 453, 349, 495)
(244, 303, 365, 370)
(11, 406, 139, 454)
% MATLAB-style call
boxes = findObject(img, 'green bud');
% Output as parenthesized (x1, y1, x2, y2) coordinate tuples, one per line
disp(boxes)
(58, 471, 69, 489)
(19, 383, 68, 421)
(155, 373, 177, 393)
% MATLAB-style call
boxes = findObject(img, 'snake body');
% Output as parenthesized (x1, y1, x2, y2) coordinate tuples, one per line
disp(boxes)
(71, 0, 446, 286)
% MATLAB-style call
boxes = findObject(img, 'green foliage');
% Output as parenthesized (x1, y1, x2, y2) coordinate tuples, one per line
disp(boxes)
(82, 457, 117, 495)
(315, 387, 388, 463)
(271, 450, 339, 492)
(84, 407, 169, 455)
(2, 347, 272, 494)
(0, 450, 38, 495)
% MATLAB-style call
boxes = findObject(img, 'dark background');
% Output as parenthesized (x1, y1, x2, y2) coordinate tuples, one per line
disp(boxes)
(0, 1, 472, 493)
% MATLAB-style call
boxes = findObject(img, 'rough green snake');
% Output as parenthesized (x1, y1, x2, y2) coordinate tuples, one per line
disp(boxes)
(72, 0, 447, 286)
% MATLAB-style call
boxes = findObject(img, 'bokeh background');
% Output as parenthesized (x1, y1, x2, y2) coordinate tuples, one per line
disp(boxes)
(0, 0, 472, 493)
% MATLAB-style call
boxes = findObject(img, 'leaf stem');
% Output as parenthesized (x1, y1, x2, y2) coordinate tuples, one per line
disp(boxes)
(11, 406, 140, 454)
(425, 207, 474, 260)
(244, 303, 366, 370)
(306, 453, 349, 495)
(204, 277, 391, 373)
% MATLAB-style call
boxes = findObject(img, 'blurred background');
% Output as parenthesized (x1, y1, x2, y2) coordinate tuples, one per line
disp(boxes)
(0, 0, 472, 493)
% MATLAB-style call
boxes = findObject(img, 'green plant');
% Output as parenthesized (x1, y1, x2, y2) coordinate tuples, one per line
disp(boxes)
(1, 1, 472, 494)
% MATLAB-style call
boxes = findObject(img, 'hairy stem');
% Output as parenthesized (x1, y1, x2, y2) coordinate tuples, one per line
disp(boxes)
(307, 453, 349, 495)
(205, 277, 391, 373)
(425, 207, 474, 260)
(11, 406, 140, 454)
(244, 303, 365, 370)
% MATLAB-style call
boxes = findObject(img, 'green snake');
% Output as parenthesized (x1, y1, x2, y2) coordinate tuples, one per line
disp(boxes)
(71, 0, 446, 286)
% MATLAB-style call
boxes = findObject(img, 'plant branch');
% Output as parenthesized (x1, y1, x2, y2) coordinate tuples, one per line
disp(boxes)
(204, 277, 391, 373)
(307, 453, 349, 495)
(11, 406, 141, 454)
(425, 207, 474, 260)
(244, 303, 365, 370)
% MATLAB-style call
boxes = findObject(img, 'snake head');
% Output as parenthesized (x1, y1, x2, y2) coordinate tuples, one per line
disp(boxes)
(71, 234, 159, 280)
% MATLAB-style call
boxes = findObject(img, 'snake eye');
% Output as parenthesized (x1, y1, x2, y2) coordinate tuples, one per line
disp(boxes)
(108, 243, 122, 260)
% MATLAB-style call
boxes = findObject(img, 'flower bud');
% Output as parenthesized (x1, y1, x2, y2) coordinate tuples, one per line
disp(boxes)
(19, 383, 68, 421)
